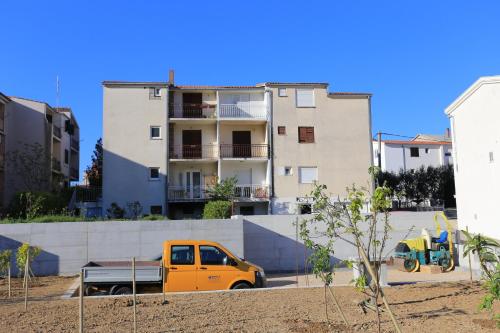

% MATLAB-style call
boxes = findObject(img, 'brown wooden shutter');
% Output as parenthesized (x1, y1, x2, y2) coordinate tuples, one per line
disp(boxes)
(298, 127, 314, 143)
(278, 126, 286, 135)
(298, 127, 307, 142)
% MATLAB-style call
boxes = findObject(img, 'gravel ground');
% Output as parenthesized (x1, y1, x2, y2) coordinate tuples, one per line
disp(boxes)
(0, 277, 498, 332)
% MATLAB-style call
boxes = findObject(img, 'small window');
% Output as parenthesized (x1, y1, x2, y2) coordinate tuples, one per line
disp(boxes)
(425, 148, 429, 154)
(149, 87, 161, 100)
(299, 204, 312, 215)
(150, 205, 162, 215)
(278, 88, 287, 97)
(298, 127, 315, 143)
(64, 149, 69, 164)
(489, 152, 494, 163)
(150, 126, 161, 139)
(284, 166, 292, 176)
(410, 147, 419, 157)
(296, 88, 315, 107)
(199, 246, 230, 265)
(171, 245, 194, 265)
(278, 126, 286, 135)
(299, 167, 318, 184)
(149, 167, 160, 180)
(445, 152, 452, 157)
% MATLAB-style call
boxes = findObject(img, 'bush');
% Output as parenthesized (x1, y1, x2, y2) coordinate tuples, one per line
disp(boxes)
(140, 214, 166, 221)
(106, 202, 125, 219)
(16, 243, 41, 277)
(203, 201, 232, 219)
(8, 191, 68, 219)
(0, 250, 12, 275)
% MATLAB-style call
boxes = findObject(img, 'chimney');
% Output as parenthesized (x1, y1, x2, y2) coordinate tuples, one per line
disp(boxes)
(168, 69, 175, 86)
(445, 127, 451, 138)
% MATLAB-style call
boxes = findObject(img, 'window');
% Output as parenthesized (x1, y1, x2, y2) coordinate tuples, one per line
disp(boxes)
(299, 167, 318, 184)
(150, 126, 161, 139)
(239, 206, 255, 216)
(445, 152, 452, 157)
(489, 152, 494, 163)
(199, 246, 230, 265)
(64, 149, 69, 164)
(149, 87, 161, 100)
(284, 166, 292, 176)
(299, 204, 312, 215)
(149, 167, 160, 180)
(425, 148, 429, 154)
(278, 88, 287, 97)
(410, 147, 419, 157)
(150, 205, 162, 215)
(298, 127, 315, 143)
(296, 88, 315, 107)
(171, 245, 194, 265)
(278, 126, 286, 135)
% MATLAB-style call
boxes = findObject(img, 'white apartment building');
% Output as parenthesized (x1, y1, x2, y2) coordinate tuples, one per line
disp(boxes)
(103, 73, 373, 218)
(445, 75, 500, 239)
(373, 134, 452, 173)
(2, 96, 80, 209)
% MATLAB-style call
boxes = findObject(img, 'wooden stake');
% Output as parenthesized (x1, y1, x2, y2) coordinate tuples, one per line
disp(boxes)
(327, 285, 349, 326)
(132, 257, 137, 333)
(79, 270, 84, 333)
(24, 248, 29, 311)
(7, 262, 11, 299)
(466, 227, 473, 286)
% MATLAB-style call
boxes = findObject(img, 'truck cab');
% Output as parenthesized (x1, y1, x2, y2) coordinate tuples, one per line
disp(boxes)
(163, 240, 266, 292)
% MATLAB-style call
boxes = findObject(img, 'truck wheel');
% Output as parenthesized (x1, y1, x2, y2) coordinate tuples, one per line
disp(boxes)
(232, 282, 251, 289)
(113, 286, 133, 295)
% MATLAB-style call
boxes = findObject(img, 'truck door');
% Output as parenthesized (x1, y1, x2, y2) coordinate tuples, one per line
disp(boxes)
(197, 245, 239, 291)
(165, 245, 197, 292)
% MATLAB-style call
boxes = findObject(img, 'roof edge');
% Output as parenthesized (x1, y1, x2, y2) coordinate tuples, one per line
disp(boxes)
(102, 81, 168, 86)
(445, 75, 500, 116)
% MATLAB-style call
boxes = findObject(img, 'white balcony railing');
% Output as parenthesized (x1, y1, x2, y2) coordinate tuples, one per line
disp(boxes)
(168, 185, 212, 201)
(169, 144, 218, 160)
(169, 103, 216, 119)
(234, 184, 269, 200)
(219, 103, 267, 119)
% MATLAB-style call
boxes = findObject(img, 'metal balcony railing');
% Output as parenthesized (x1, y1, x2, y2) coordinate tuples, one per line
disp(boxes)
(219, 104, 267, 119)
(75, 186, 102, 203)
(70, 167, 79, 179)
(52, 158, 61, 172)
(234, 184, 269, 199)
(169, 103, 216, 119)
(220, 144, 268, 158)
(168, 185, 212, 201)
(53, 125, 62, 139)
(169, 144, 218, 159)
(71, 138, 79, 151)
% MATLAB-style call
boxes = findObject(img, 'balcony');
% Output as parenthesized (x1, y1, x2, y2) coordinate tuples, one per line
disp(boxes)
(70, 167, 79, 180)
(220, 144, 268, 159)
(219, 104, 267, 120)
(52, 158, 61, 172)
(169, 144, 218, 160)
(71, 138, 79, 151)
(53, 125, 62, 139)
(169, 103, 216, 119)
(234, 184, 269, 200)
(168, 185, 212, 202)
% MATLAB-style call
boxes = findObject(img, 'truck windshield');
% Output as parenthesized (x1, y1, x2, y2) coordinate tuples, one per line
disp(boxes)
(199, 246, 229, 265)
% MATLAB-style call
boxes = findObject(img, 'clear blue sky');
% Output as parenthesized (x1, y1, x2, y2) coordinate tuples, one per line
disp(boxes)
(2, 1, 500, 179)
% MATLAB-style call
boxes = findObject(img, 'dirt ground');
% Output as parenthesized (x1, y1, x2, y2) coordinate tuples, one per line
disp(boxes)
(0, 277, 498, 332)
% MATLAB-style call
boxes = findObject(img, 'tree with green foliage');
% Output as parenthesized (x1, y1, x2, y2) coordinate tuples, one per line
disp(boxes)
(84, 138, 103, 187)
(16, 243, 41, 278)
(206, 176, 237, 201)
(0, 249, 12, 276)
(203, 201, 232, 219)
(462, 230, 500, 327)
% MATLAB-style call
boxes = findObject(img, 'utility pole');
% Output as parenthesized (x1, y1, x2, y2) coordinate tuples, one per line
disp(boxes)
(377, 132, 382, 169)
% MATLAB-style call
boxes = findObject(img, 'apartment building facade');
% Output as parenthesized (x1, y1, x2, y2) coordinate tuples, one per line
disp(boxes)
(0, 93, 10, 210)
(373, 134, 453, 173)
(102, 75, 373, 218)
(2, 96, 80, 209)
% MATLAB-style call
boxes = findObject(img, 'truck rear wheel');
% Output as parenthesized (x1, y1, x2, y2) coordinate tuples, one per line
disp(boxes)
(113, 286, 132, 295)
(232, 282, 251, 289)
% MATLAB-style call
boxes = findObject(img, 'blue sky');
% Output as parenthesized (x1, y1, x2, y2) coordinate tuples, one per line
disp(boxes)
(2, 1, 500, 179)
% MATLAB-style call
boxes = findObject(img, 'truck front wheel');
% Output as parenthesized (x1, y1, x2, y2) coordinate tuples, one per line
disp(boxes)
(231, 282, 251, 289)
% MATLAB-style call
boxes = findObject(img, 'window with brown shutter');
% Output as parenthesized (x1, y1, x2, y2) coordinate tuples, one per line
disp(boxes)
(278, 126, 286, 135)
(298, 127, 314, 143)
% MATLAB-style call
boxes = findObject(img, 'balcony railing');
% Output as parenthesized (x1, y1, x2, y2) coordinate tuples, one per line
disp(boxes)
(53, 125, 62, 139)
(219, 104, 267, 119)
(169, 103, 216, 119)
(52, 158, 61, 172)
(70, 167, 79, 180)
(169, 144, 218, 160)
(75, 186, 102, 203)
(168, 185, 212, 201)
(71, 138, 79, 151)
(220, 144, 268, 158)
(234, 184, 269, 200)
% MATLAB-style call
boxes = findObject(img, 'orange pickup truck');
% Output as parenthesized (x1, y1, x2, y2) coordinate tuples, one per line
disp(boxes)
(82, 240, 266, 295)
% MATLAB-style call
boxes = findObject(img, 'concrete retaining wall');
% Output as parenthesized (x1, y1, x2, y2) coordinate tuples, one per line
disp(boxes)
(0, 211, 457, 275)
(0, 219, 243, 276)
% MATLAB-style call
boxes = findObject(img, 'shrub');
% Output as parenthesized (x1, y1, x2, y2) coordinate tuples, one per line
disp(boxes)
(8, 191, 68, 219)
(0, 249, 12, 275)
(107, 202, 125, 219)
(203, 201, 232, 219)
(16, 243, 41, 277)
(140, 214, 166, 221)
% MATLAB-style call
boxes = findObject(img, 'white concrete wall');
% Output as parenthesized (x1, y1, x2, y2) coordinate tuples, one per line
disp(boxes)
(446, 78, 500, 239)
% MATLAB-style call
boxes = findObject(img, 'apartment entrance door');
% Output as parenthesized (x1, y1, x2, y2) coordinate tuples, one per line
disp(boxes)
(183, 93, 202, 118)
(182, 130, 202, 158)
(232, 131, 251, 157)
(185, 171, 202, 199)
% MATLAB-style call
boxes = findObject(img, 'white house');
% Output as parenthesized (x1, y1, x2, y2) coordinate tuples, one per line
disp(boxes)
(373, 133, 452, 173)
(445, 75, 500, 240)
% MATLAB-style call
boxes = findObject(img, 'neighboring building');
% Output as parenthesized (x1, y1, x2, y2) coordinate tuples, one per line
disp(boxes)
(102, 73, 373, 218)
(2, 96, 80, 208)
(0, 93, 10, 211)
(373, 132, 452, 173)
(445, 75, 500, 239)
